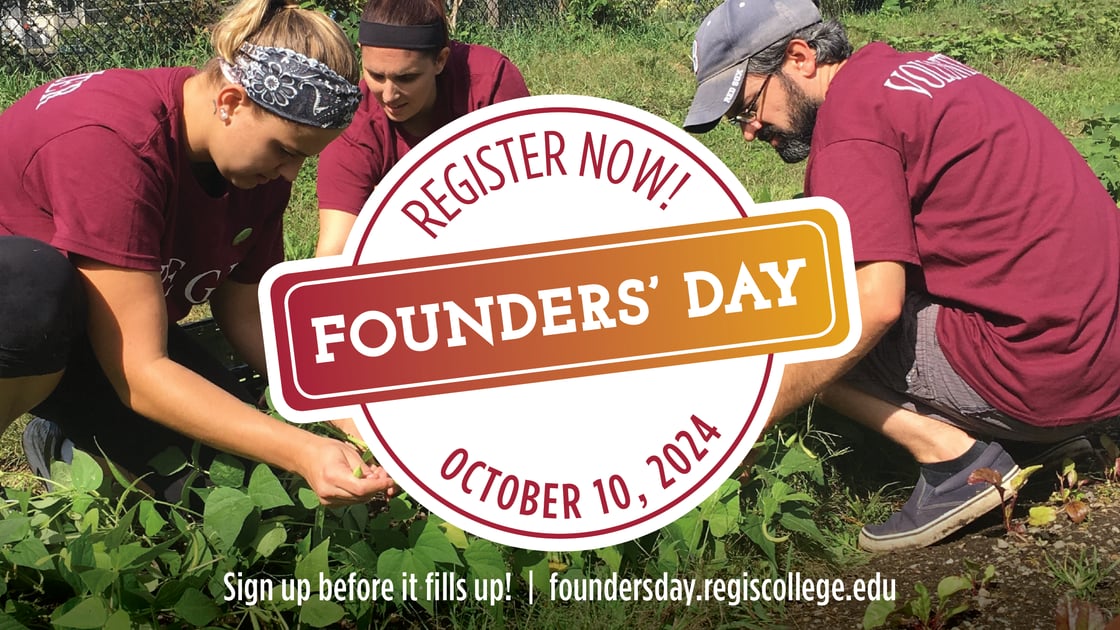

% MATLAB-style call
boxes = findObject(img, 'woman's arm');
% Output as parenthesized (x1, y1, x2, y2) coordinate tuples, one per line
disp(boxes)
(315, 208, 359, 258)
(75, 255, 393, 505)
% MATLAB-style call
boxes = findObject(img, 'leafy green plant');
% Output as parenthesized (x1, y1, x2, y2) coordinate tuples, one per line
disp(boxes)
(1028, 459, 1091, 527)
(1045, 547, 1120, 601)
(562, 0, 648, 29)
(960, 559, 996, 595)
(966, 463, 1041, 537)
(863, 571, 979, 630)
(1072, 103, 1120, 203)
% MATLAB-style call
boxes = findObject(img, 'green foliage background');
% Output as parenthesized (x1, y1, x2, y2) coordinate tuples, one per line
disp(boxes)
(1, 0, 1119, 627)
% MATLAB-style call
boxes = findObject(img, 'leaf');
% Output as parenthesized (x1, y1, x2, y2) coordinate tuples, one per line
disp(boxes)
(103, 610, 133, 630)
(464, 539, 507, 581)
(252, 522, 288, 558)
(1028, 505, 1058, 526)
(138, 500, 167, 537)
(436, 517, 469, 549)
(297, 485, 321, 510)
(299, 599, 346, 628)
(910, 582, 932, 623)
(208, 454, 246, 488)
(247, 464, 295, 510)
(409, 520, 463, 567)
(937, 574, 971, 601)
(202, 487, 255, 551)
(511, 549, 550, 594)
(70, 449, 104, 493)
(862, 599, 896, 629)
(942, 602, 973, 621)
(148, 446, 188, 476)
(780, 508, 828, 546)
(295, 537, 331, 584)
(699, 479, 741, 538)
(740, 512, 777, 568)
(0, 516, 30, 544)
(8, 537, 52, 569)
(594, 545, 623, 574)
(967, 467, 1002, 486)
(53, 596, 110, 629)
(173, 588, 220, 627)
(79, 568, 117, 596)
(1063, 500, 1091, 524)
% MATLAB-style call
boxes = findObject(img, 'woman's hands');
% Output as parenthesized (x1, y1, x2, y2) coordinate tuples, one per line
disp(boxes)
(296, 433, 396, 506)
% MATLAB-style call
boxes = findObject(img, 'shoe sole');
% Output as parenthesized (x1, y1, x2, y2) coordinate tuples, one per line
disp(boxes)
(858, 464, 1021, 553)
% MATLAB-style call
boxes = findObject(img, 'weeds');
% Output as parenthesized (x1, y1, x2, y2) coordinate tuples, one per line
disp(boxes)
(1045, 547, 1120, 601)
(1072, 103, 1120, 203)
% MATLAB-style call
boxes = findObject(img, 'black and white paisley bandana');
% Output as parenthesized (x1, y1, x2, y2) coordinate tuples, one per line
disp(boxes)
(219, 43, 360, 129)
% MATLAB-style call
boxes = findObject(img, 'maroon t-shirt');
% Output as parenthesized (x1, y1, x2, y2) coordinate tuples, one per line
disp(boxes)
(317, 41, 529, 215)
(0, 67, 289, 321)
(806, 43, 1120, 425)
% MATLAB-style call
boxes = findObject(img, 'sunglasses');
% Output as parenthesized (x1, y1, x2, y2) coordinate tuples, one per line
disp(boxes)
(726, 74, 772, 128)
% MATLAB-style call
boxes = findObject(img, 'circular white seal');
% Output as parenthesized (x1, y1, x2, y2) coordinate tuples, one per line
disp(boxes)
(336, 95, 778, 550)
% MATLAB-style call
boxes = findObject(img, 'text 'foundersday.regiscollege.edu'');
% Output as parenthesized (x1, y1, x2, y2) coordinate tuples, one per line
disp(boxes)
(223, 570, 896, 608)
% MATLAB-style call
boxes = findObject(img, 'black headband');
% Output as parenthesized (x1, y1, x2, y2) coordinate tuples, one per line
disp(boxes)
(358, 20, 447, 50)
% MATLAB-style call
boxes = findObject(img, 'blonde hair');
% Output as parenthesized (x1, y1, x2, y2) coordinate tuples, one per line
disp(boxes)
(205, 0, 359, 85)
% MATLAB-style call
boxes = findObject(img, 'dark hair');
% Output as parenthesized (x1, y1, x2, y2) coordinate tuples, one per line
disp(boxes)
(361, 0, 449, 49)
(749, 19, 852, 75)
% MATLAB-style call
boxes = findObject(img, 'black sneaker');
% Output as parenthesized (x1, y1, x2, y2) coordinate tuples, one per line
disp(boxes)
(999, 435, 1095, 471)
(21, 416, 72, 482)
(859, 442, 1019, 553)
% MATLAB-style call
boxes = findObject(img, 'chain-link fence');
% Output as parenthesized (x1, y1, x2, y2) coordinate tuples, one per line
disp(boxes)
(448, 0, 562, 30)
(1, 0, 219, 70)
(0, 0, 570, 72)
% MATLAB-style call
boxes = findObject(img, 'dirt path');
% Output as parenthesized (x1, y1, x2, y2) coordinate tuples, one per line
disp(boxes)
(785, 455, 1120, 629)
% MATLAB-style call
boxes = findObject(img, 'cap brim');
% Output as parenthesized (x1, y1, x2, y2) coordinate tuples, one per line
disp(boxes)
(683, 60, 748, 134)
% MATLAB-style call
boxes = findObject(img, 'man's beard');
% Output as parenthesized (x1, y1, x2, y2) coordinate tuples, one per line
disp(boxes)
(756, 74, 819, 164)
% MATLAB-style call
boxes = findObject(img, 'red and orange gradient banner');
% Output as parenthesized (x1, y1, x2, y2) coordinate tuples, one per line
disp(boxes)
(269, 208, 850, 411)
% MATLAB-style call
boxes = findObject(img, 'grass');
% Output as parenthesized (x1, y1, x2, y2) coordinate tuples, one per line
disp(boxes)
(1, 0, 1119, 625)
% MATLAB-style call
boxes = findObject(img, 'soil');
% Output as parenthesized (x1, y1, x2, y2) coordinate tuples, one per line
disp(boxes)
(783, 445, 1120, 630)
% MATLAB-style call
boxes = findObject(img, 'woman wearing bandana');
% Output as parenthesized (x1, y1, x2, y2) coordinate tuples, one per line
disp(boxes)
(0, 0, 395, 506)
(314, 0, 530, 257)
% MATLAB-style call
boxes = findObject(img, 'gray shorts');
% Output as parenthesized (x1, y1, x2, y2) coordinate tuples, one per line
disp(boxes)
(843, 293, 1093, 443)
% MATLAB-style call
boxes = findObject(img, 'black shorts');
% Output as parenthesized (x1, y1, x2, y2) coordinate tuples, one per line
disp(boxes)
(0, 236, 86, 377)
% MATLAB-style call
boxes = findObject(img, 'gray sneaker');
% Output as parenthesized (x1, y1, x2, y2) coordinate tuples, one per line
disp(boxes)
(21, 416, 73, 482)
(1000, 435, 1095, 471)
(859, 442, 1019, 553)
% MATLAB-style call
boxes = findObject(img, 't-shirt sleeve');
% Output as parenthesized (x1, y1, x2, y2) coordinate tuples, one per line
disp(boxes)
(806, 139, 920, 267)
(26, 126, 167, 270)
(317, 123, 382, 215)
(489, 56, 530, 102)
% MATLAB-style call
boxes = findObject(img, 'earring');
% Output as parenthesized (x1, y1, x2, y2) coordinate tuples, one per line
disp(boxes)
(219, 109, 229, 121)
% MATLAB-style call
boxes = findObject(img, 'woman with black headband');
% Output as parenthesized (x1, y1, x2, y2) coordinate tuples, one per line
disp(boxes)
(314, 0, 530, 257)
(0, 0, 395, 506)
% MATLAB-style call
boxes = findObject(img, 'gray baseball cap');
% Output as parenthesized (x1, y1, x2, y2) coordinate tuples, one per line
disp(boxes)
(684, 0, 822, 133)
